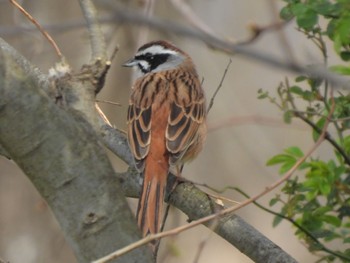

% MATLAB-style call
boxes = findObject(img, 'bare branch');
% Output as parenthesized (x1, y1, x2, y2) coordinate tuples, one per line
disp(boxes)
(9, 0, 63, 59)
(79, 0, 107, 61)
(207, 58, 232, 113)
(96, 99, 121, 106)
(105, 5, 348, 89)
(2, 10, 346, 90)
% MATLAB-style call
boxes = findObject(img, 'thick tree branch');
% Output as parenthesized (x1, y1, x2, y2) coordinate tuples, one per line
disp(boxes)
(169, 183, 298, 263)
(112, 134, 298, 262)
(0, 38, 154, 263)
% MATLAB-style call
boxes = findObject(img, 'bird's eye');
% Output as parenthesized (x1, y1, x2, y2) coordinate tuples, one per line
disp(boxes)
(149, 56, 155, 60)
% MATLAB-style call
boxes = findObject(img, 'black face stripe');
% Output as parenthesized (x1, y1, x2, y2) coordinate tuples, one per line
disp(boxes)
(135, 53, 170, 73)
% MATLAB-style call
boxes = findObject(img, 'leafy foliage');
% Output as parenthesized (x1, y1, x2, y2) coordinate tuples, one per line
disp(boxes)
(260, 1, 350, 261)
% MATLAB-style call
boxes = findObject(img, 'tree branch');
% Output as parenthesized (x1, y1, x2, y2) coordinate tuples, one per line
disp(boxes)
(0, 37, 154, 263)
(168, 182, 298, 263)
(2, 10, 347, 89)
(104, 3, 348, 89)
(79, 0, 107, 61)
(107, 127, 299, 262)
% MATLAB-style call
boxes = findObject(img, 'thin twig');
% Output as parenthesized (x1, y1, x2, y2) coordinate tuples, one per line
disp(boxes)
(92, 143, 319, 262)
(79, 0, 107, 60)
(95, 103, 112, 126)
(184, 179, 350, 261)
(233, 188, 350, 262)
(109, 45, 119, 62)
(294, 111, 350, 166)
(3, 9, 348, 89)
(95, 99, 121, 106)
(92, 99, 334, 262)
(9, 0, 63, 58)
(192, 226, 216, 263)
(239, 20, 292, 46)
(207, 58, 232, 113)
(285, 79, 350, 165)
(204, 191, 240, 205)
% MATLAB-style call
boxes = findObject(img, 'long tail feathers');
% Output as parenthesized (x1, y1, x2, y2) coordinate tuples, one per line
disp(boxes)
(136, 162, 167, 250)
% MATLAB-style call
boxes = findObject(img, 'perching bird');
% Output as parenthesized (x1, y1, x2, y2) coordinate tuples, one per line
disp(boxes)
(124, 40, 207, 250)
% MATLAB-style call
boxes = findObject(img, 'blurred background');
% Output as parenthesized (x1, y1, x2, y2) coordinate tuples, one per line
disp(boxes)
(0, 0, 332, 262)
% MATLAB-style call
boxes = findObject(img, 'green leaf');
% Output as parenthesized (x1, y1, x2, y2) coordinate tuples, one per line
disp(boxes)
(272, 214, 284, 227)
(280, 6, 294, 20)
(269, 197, 279, 207)
(313, 206, 332, 216)
(327, 18, 337, 40)
(280, 161, 296, 174)
(340, 51, 350, 61)
(333, 33, 342, 55)
(320, 215, 341, 227)
(319, 182, 331, 196)
(257, 93, 268, 99)
(301, 90, 315, 101)
(295, 76, 307, 82)
(329, 65, 350, 75)
(289, 85, 304, 96)
(266, 154, 294, 166)
(283, 110, 293, 124)
(306, 190, 318, 201)
(310, 1, 339, 17)
(257, 89, 269, 99)
(292, 4, 318, 30)
(335, 15, 350, 45)
(285, 146, 304, 158)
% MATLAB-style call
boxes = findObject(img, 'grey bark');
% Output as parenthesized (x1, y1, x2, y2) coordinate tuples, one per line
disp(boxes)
(0, 38, 154, 263)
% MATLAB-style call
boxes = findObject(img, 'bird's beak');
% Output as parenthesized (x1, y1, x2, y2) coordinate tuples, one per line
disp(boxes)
(122, 58, 138, 67)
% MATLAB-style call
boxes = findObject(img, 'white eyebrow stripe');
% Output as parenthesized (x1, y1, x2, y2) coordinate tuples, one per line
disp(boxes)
(136, 45, 178, 57)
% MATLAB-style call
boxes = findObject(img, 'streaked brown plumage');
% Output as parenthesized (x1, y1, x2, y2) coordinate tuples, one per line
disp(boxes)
(124, 40, 206, 249)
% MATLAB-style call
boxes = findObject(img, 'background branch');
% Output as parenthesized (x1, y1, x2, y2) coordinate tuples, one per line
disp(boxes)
(102, 4, 348, 89)
(1, 9, 346, 89)
(79, 0, 107, 61)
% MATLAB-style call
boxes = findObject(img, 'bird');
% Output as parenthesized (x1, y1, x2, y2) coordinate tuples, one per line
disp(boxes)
(123, 40, 207, 249)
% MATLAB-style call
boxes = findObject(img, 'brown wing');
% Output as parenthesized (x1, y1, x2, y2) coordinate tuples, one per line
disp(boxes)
(127, 76, 155, 171)
(127, 103, 151, 170)
(166, 72, 206, 165)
